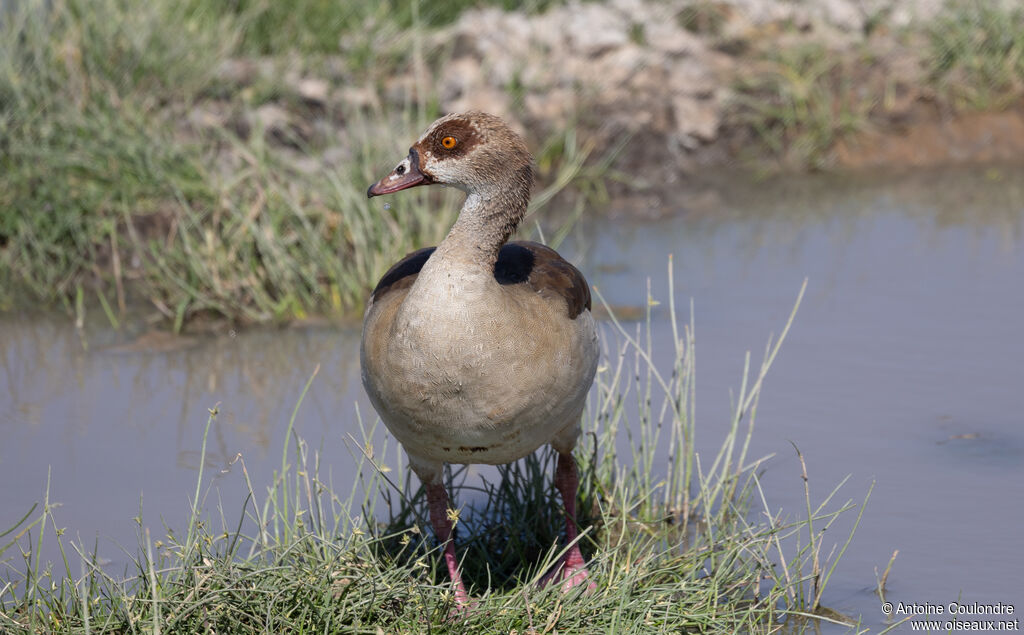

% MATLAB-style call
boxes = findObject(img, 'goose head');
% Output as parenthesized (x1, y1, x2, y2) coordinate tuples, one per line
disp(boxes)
(367, 111, 533, 198)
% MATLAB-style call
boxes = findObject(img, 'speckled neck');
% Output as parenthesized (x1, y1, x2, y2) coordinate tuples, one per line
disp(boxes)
(434, 166, 532, 270)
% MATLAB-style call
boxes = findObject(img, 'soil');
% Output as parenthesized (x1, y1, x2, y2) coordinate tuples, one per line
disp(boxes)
(834, 107, 1024, 169)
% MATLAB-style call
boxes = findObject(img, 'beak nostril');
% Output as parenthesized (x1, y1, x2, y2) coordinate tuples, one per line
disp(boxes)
(368, 147, 427, 196)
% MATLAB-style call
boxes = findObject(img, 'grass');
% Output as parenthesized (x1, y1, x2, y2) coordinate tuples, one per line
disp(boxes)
(731, 42, 875, 170)
(0, 271, 870, 633)
(925, 0, 1024, 111)
(0, 0, 597, 327)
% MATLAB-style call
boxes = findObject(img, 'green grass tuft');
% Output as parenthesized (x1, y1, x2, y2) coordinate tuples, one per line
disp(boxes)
(926, 0, 1024, 111)
(731, 42, 874, 170)
(0, 0, 599, 326)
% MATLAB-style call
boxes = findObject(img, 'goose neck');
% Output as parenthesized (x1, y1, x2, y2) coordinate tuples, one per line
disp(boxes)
(435, 186, 529, 269)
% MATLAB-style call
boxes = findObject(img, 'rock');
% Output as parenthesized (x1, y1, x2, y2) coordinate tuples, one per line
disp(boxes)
(292, 155, 322, 175)
(447, 86, 518, 133)
(645, 21, 704, 57)
(608, 0, 660, 24)
(594, 44, 652, 87)
(672, 95, 720, 143)
(188, 105, 226, 130)
(524, 88, 577, 126)
(451, 9, 534, 86)
(382, 75, 418, 105)
(337, 85, 380, 110)
(254, 104, 291, 132)
(321, 145, 351, 169)
(440, 57, 486, 104)
(252, 104, 312, 147)
(296, 78, 330, 105)
(216, 58, 257, 85)
(668, 57, 718, 98)
(563, 3, 630, 57)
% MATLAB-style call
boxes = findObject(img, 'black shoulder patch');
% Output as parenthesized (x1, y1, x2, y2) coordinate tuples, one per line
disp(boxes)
(494, 243, 534, 285)
(498, 241, 591, 319)
(371, 247, 436, 303)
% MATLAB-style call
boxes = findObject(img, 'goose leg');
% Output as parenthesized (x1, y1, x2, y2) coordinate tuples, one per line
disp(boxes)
(425, 482, 472, 607)
(541, 451, 595, 591)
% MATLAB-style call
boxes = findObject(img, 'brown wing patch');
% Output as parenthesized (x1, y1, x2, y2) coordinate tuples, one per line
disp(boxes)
(369, 247, 436, 307)
(497, 241, 591, 319)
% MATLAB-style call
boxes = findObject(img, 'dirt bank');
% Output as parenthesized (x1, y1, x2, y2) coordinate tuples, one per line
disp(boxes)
(834, 109, 1024, 169)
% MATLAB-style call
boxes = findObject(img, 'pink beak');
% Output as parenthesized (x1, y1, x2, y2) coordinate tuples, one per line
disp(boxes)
(367, 149, 432, 197)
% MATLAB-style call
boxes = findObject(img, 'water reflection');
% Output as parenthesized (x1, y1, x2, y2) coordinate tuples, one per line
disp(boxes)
(1, 319, 365, 463)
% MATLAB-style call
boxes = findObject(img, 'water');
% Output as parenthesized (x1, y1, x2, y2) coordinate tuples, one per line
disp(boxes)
(2, 165, 1023, 630)
(575, 166, 1024, 628)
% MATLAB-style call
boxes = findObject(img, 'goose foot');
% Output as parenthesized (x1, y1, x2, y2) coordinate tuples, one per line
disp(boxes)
(538, 451, 596, 593)
(426, 482, 475, 610)
(538, 550, 596, 592)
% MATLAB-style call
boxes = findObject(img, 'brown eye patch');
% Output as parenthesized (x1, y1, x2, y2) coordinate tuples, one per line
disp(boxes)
(424, 119, 480, 158)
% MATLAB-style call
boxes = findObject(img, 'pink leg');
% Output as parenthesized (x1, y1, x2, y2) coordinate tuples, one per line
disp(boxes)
(541, 452, 596, 592)
(425, 482, 473, 608)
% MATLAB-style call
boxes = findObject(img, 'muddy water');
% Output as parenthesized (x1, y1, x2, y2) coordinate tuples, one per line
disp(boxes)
(2, 165, 1023, 630)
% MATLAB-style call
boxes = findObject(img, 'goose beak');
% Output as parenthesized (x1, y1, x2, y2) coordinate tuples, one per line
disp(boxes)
(367, 149, 431, 198)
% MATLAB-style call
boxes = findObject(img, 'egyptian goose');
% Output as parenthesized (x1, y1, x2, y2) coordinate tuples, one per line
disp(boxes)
(362, 112, 599, 605)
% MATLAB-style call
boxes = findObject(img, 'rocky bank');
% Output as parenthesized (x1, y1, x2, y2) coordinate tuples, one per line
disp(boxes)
(206, 0, 1024, 189)
(437, 0, 1024, 171)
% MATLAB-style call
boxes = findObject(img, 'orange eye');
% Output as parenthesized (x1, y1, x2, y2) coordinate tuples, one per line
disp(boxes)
(441, 136, 457, 149)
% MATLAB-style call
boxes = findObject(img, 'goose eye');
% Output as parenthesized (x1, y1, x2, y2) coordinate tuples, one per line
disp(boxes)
(441, 136, 457, 149)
